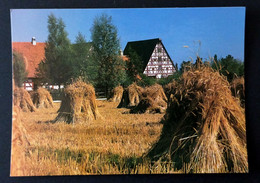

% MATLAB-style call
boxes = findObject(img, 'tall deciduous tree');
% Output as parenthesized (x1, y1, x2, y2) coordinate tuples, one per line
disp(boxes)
(37, 13, 72, 86)
(71, 32, 94, 81)
(125, 47, 143, 82)
(13, 51, 28, 87)
(91, 14, 126, 95)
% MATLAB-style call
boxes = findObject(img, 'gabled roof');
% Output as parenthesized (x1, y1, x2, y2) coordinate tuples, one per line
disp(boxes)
(124, 38, 160, 70)
(12, 42, 46, 78)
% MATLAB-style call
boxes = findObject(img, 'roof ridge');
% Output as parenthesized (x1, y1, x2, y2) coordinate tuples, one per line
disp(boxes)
(12, 42, 45, 44)
(127, 38, 160, 43)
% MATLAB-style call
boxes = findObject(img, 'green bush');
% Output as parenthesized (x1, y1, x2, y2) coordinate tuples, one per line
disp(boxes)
(137, 74, 156, 87)
(157, 72, 181, 86)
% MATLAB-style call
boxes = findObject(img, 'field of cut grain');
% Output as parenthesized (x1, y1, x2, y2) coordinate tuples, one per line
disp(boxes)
(19, 100, 178, 175)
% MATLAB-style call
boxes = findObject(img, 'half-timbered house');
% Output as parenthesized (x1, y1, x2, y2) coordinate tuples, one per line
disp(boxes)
(124, 38, 175, 79)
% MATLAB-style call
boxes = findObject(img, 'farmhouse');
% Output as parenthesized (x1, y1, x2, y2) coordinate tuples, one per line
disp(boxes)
(12, 38, 45, 91)
(13, 37, 174, 91)
(12, 38, 92, 91)
(124, 38, 176, 79)
(13, 38, 129, 91)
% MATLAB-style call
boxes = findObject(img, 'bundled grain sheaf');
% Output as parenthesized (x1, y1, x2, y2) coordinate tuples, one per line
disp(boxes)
(117, 83, 144, 108)
(54, 81, 101, 124)
(13, 87, 36, 112)
(130, 84, 168, 114)
(32, 88, 54, 108)
(231, 77, 245, 107)
(109, 86, 124, 102)
(11, 105, 30, 176)
(164, 80, 177, 100)
(147, 67, 248, 173)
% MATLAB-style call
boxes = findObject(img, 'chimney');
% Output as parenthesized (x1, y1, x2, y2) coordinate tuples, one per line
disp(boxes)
(31, 37, 36, 46)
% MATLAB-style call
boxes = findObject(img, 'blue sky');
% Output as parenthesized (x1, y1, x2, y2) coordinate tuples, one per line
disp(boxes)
(11, 7, 245, 66)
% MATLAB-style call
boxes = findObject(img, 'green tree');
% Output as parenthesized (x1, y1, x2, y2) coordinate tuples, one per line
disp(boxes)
(137, 74, 156, 87)
(13, 51, 28, 87)
(37, 13, 72, 86)
(125, 46, 143, 84)
(211, 54, 220, 71)
(211, 54, 244, 82)
(71, 32, 94, 82)
(157, 72, 181, 86)
(214, 54, 218, 62)
(91, 13, 126, 95)
(180, 60, 192, 73)
(175, 63, 179, 72)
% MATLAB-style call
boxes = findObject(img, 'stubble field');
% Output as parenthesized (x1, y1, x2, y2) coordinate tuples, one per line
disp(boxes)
(20, 100, 179, 175)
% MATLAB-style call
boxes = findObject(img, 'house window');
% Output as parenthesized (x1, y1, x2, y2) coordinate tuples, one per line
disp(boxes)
(158, 65, 162, 70)
(158, 48, 162, 52)
(158, 56, 162, 62)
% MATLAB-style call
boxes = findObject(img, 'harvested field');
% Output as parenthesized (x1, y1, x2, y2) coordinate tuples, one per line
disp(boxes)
(10, 71, 247, 175)
(147, 67, 248, 173)
(12, 100, 180, 175)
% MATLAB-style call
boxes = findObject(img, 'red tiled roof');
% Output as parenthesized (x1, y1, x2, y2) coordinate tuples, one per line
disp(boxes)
(12, 42, 46, 78)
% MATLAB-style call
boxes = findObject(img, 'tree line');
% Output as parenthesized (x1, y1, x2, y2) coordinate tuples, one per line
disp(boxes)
(177, 54, 244, 83)
(35, 13, 126, 96)
(13, 13, 244, 92)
